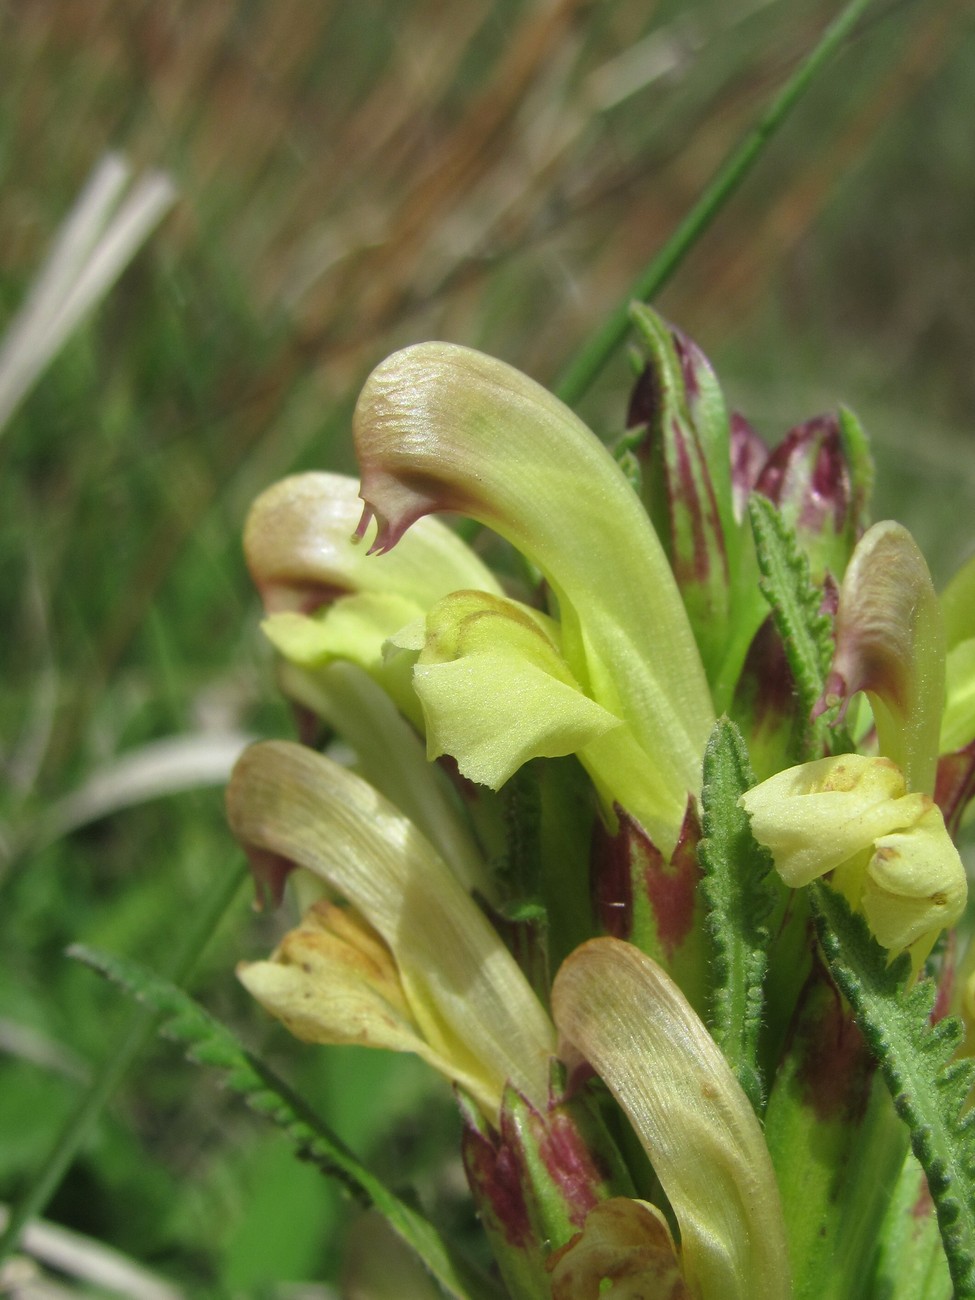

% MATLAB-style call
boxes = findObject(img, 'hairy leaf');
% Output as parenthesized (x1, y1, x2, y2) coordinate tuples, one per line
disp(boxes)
(69, 944, 501, 1300)
(811, 886, 975, 1298)
(698, 717, 778, 1111)
(748, 493, 847, 759)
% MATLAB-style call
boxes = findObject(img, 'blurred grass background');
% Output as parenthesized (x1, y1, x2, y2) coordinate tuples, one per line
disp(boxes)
(1, 0, 973, 1294)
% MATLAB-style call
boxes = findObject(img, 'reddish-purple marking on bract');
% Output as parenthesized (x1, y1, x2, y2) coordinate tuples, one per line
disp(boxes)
(461, 1117, 535, 1249)
(532, 1108, 605, 1228)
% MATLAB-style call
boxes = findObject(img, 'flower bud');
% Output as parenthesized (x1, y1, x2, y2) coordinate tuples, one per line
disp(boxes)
(626, 307, 736, 686)
(754, 413, 857, 583)
(740, 753, 966, 967)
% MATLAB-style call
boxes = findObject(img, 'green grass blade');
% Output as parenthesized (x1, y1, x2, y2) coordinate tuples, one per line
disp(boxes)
(0, 856, 249, 1270)
(554, 0, 877, 406)
(812, 883, 975, 1298)
(69, 944, 502, 1300)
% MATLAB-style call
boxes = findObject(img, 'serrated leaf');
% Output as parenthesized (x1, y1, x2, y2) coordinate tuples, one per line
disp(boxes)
(748, 493, 848, 760)
(69, 944, 501, 1300)
(698, 717, 778, 1112)
(811, 885, 975, 1298)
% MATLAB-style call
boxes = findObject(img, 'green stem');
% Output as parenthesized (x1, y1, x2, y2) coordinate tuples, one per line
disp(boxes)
(554, 0, 876, 407)
(0, 855, 249, 1266)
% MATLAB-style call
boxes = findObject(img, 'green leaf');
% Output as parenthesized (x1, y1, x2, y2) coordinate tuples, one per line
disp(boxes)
(748, 493, 848, 760)
(811, 885, 975, 1299)
(698, 717, 778, 1112)
(871, 1150, 952, 1300)
(837, 406, 874, 534)
(69, 944, 502, 1300)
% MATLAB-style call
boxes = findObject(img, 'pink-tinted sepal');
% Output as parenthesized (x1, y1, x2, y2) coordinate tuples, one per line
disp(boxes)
(590, 801, 709, 1015)
(460, 1077, 634, 1297)
(935, 738, 975, 837)
(754, 413, 858, 582)
(626, 309, 734, 684)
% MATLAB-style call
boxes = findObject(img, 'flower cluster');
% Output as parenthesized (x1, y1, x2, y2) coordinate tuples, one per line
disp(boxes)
(228, 306, 974, 1298)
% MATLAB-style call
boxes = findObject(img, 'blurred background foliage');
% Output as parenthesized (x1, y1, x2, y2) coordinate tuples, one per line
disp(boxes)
(0, 0, 973, 1294)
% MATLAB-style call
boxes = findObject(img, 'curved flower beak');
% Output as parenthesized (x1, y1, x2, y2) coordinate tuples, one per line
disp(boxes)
(228, 740, 555, 1119)
(244, 469, 501, 614)
(821, 520, 945, 795)
(551, 937, 790, 1300)
(245, 471, 496, 893)
(245, 470, 505, 735)
(353, 343, 715, 855)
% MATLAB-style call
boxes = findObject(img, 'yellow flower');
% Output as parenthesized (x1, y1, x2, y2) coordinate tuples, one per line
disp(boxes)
(228, 740, 555, 1120)
(740, 753, 966, 967)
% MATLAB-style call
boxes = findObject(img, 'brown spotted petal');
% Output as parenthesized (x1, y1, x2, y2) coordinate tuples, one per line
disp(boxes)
(228, 740, 555, 1119)
(548, 1198, 691, 1300)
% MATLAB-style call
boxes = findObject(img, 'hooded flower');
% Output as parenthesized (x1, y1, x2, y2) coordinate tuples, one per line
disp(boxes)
(228, 740, 555, 1120)
(741, 753, 965, 967)
(352, 341, 715, 857)
(742, 521, 967, 967)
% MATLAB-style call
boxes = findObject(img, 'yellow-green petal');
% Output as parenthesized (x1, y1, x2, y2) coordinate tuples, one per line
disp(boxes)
(941, 550, 975, 652)
(552, 938, 790, 1300)
(741, 753, 966, 963)
(942, 637, 975, 753)
(739, 754, 922, 887)
(412, 589, 622, 789)
(263, 592, 425, 729)
(861, 804, 967, 961)
(354, 343, 714, 855)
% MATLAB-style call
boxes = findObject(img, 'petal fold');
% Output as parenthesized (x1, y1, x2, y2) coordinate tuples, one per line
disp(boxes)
(412, 589, 622, 788)
(740, 753, 966, 964)
(245, 470, 501, 613)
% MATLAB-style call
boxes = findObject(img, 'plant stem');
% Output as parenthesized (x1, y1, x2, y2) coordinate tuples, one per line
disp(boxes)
(0, 856, 249, 1267)
(554, 0, 877, 407)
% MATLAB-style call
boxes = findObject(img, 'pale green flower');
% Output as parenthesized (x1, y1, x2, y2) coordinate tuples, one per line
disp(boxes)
(228, 740, 555, 1120)
(353, 341, 715, 855)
